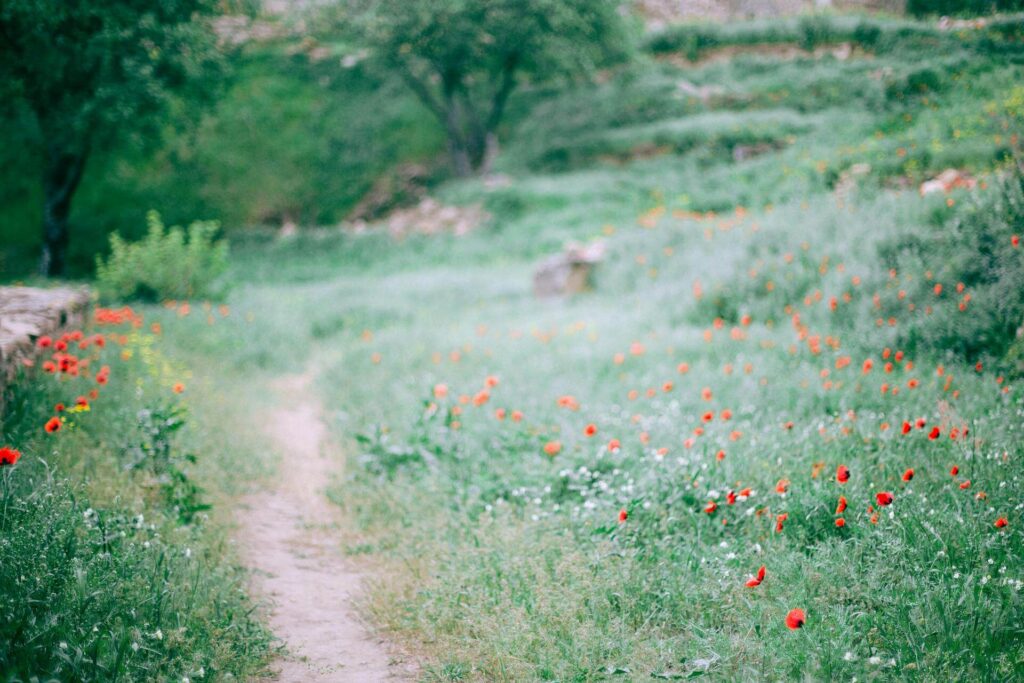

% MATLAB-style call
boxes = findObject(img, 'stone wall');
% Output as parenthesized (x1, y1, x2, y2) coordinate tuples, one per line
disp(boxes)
(0, 286, 92, 393)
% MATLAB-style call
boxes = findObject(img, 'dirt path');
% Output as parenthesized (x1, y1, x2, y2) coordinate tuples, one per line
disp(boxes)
(236, 372, 411, 681)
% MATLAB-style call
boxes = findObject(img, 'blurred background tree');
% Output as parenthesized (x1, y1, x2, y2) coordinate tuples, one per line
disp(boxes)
(337, 0, 634, 176)
(0, 0, 225, 275)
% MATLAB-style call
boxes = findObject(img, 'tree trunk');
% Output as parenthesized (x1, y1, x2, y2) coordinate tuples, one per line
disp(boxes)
(40, 147, 86, 276)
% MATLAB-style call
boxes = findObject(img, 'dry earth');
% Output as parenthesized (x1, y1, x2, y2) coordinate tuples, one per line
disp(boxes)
(236, 372, 413, 682)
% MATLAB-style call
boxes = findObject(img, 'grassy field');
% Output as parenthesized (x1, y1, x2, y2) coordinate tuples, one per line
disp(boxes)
(4, 10, 1024, 682)
(123, 15, 1024, 680)
(0, 310, 274, 680)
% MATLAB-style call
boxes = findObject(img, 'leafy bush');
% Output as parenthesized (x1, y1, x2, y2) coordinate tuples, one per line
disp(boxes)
(96, 210, 228, 301)
(877, 163, 1024, 365)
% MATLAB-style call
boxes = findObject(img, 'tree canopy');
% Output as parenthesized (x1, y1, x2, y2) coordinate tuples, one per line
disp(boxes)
(0, 0, 224, 275)
(339, 0, 633, 176)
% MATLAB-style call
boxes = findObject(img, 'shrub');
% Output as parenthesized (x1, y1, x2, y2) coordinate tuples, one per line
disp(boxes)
(877, 162, 1024, 365)
(96, 210, 228, 301)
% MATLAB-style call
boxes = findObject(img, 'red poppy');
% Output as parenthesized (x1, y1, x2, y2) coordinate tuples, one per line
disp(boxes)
(37, 335, 53, 348)
(950, 465, 959, 476)
(775, 513, 788, 533)
(1013, 235, 1020, 248)
(607, 438, 621, 452)
(511, 410, 523, 422)
(959, 480, 971, 490)
(543, 441, 561, 456)
(875, 491, 894, 506)
(902, 468, 914, 482)
(704, 500, 717, 514)
(0, 446, 21, 466)
(618, 508, 628, 523)
(44, 417, 61, 433)
(494, 408, 506, 420)
(716, 449, 726, 461)
(785, 608, 806, 630)
(726, 490, 737, 505)
(995, 517, 1008, 528)
(745, 565, 766, 588)
(835, 517, 846, 527)
(901, 421, 912, 435)
(584, 423, 597, 437)
(836, 496, 847, 514)
(836, 465, 850, 484)
(928, 426, 941, 440)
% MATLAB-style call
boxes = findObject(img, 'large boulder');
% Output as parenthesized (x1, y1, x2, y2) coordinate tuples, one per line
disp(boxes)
(533, 242, 606, 298)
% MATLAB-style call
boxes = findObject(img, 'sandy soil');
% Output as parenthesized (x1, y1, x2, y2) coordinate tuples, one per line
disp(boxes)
(236, 373, 412, 682)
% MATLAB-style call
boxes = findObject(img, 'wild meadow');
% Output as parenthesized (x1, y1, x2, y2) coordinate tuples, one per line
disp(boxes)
(3, 3, 1024, 682)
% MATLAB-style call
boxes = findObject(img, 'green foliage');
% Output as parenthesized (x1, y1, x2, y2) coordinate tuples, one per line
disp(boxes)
(907, 0, 1024, 16)
(878, 163, 1024, 364)
(336, 0, 633, 173)
(126, 402, 210, 524)
(0, 338, 269, 680)
(0, 0, 226, 274)
(96, 211, 228, 302)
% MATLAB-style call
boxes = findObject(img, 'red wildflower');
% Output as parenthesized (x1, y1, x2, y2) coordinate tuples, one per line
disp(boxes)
(543, 441, 562, 456)
(836, 465, 850, 484)
(607, 438, 621, 452)
(44, 417, 61, 433)
(995, 517, 1008, 528)
(950, 465, 959, 476)
(0, 446, 21, 466)
(173, 383, 186, 395)
(785, 608, 806, 630)
(726, 490, 737, 505)
(584, 423, 597, 437)
(928, 426, 941, 440)
(745, 565, 766, 588)
(836, 496, 847, 514)
(959, 480, 971, 490)
(37, 336, 53, 348)
(704, 500, 717, 514)
(902, 468, 914, 482)
(875, 491, 894, 506)
(618, 508, 628, 523)
(835, 517, 846, 528)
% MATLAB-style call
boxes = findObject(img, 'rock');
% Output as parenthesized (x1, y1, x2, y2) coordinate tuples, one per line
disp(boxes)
(0, 286, 91, 400)
(381, 198, 488, 238)
(533, 242, 606, 298)
(919, 168, 976, 196)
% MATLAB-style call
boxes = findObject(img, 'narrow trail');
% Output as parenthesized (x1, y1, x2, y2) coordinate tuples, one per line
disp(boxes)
(236, 372, 412, 682)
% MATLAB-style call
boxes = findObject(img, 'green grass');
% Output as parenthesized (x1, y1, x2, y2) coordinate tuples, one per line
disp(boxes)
(0, 317, 273, 680)
(133, 19, 1024, 680)
(5, 12, 1024, 682)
